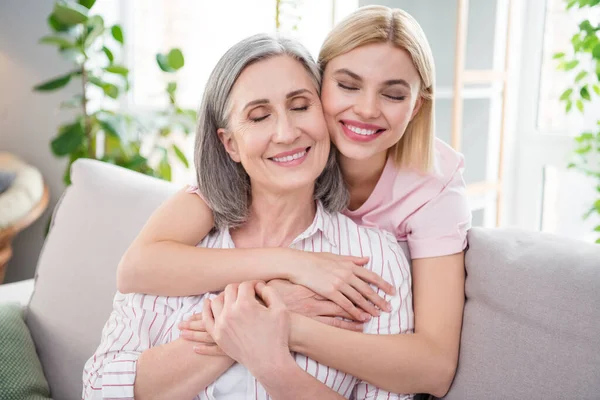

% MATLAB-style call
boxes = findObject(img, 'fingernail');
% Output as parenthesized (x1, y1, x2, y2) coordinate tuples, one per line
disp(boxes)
(361, 313, 371, 321)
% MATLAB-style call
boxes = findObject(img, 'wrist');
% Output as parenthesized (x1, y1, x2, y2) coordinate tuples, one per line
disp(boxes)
(289, 313, 311, 353)
(250, 350, 296, 382)
(270, 247, 296, 281)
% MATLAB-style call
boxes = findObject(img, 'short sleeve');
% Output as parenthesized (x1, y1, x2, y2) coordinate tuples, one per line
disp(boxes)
(186, 184, 206, 202)
(406, 165, 472, 259)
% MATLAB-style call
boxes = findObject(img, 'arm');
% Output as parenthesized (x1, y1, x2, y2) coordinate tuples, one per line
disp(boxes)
(117, 187, 392, 321)
(82, 292, 234, 400)
(256, 355, 346, 400)
(117, 187, 293, 296)
(290, 252, 465, 398)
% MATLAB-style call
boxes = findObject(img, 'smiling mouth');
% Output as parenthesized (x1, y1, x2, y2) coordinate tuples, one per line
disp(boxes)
(341, 122, 385, 136)
(269, 147, 311, 163)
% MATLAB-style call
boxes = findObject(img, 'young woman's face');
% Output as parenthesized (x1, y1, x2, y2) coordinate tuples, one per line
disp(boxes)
(321, 42, 423, 162)
(220, 55, 330, 195)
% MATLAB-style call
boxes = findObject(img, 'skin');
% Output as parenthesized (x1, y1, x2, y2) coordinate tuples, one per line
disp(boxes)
(122, 42, 466, 398)
(136, 55, 354, 398)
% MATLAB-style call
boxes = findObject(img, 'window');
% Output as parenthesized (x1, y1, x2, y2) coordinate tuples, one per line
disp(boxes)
(536, 0, 600, 133)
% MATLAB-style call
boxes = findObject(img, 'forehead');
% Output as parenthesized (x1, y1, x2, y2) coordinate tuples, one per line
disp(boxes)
(230, 55, 317, 108)
(327, 42, 420, 84)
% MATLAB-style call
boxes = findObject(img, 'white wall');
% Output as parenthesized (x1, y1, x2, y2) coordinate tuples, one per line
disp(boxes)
(0, 0, 74, 283)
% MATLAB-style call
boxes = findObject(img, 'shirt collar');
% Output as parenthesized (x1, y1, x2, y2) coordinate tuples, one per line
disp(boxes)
(290, 201, 338, 248)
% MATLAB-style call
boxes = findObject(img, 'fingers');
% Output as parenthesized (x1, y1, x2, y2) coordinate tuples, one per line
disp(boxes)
(351, 276, 392, 313)
(224, 284, 239, 309)
(202, 299, 215, 334)
(180, 330, 215, 344)
(314, 316, 364, 332)
(318, 301, 356, 321)
(345, 255, 370, 266)
(178, 317, 206, 332)
(354, 267, 396, 296)
(237, 281, 257, 304)
(341, 285, 381, 317)
(193, 343, 227, 357)
(330, 292, 370, 322)
(255, 282, 284, 308)
(210, 294, 224, 319)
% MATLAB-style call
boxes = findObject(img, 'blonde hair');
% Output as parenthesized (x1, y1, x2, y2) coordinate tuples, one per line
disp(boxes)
(319, 5, 435, 172)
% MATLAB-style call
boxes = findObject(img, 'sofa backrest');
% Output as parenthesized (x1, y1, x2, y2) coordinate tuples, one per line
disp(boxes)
(26, 159, 178, 400)
(443, 227, 600, 399)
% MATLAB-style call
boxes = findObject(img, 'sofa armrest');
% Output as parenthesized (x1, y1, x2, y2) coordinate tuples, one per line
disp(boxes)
(0, 279, 34, 306)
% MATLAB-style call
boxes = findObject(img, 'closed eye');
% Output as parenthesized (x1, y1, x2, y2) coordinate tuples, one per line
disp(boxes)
(251, 114, 270, 122)
(338, 82, 358, 91)
(292, 106, 309, 111)
(384, 95, 406, 101)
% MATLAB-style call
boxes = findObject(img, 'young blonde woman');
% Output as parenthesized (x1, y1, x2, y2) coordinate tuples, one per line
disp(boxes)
(117, 6, 470, 398)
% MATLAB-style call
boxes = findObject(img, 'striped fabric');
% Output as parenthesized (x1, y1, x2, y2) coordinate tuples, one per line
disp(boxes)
(82, 202, 414, 399)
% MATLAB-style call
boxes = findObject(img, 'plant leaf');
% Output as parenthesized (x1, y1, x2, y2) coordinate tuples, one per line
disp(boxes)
(84, 15, 104, 48)
(53, 1, 89, 25)
(593, 43, 600, 59)
(102, 46, 114, 63)
(560, 88, 573, 101)
(34, 73, 72, 91)
(158, 152, 172, 181)
(78, 0, 96, 9)
(156, 53, 175, 72)
(105, 65, 129, 76)
(575, 71, 588, 83)
(564, 60, 579, 71)
(172, 144, 189, 168)
(576, 99, 584, 112)
(60, 94, 83, 109)
(97, 116, 121, 139)
(581, 86, 591, 101)
(167, 48, 185, 70)
(51, 121, 85, 156)
(553, 52, 565, 59)
(566, 100, 573, 113)
(48, 13, 71, 32)
(39, 35, 75, 48)
(111, 25, 124, 44)
(60, 47, 85, 64)
(594, 85, 600, 96)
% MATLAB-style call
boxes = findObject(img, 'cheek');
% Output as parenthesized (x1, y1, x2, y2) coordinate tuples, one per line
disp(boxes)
(321, 80, 344, 118)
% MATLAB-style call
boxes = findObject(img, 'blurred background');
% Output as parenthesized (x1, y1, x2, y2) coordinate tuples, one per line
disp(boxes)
(1, 0, 599, 284)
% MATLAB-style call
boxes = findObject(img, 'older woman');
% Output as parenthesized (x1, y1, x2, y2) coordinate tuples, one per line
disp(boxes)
(82, 34, 413, 400)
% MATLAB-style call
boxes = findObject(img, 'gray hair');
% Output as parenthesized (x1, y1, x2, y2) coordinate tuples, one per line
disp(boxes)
(194, 33, 349, 230)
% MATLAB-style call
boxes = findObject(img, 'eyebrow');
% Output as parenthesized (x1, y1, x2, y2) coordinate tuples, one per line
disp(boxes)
(333, 68, 411, 89)
(242, 88, 312, 111)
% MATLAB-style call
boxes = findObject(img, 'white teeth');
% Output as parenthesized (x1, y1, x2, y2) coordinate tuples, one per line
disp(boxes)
(347, 125, 378, 135)
(272, 150, 306, 163)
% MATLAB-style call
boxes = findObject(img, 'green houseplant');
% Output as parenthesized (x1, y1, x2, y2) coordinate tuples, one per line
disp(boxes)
(33, 0, 196, 185)
(554, 0, 600, 243)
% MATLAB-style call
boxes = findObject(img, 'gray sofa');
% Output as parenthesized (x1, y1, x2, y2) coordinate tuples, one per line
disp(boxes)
(1, 158, 599, 399)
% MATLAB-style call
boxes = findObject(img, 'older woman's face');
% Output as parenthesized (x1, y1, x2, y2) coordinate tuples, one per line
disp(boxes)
(219, 55, 329, 195)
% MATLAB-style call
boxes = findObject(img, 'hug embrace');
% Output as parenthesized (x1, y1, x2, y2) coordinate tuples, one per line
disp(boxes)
(83, 5, 471, 400)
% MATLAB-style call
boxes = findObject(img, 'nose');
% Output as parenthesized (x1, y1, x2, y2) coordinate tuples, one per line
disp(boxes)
(274, 113, 301, 144)
(353, 91, 381, 120)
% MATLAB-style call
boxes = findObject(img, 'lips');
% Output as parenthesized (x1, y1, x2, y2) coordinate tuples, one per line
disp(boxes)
(268, 147, 311, 166)
(339, 120, 386, 142)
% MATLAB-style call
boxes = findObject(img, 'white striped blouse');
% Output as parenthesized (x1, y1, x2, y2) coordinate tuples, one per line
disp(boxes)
(82, 202, 414, 400)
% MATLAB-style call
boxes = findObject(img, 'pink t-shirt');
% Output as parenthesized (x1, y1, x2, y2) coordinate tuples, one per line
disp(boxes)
(342, 138, 472, 260)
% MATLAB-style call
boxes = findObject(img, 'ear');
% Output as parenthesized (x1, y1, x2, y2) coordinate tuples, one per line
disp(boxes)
(410, 96, 423, 120)
(217, 128, 241, 163)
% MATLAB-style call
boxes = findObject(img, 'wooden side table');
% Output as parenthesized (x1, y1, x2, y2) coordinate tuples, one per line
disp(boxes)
(0, 185, 50, 284)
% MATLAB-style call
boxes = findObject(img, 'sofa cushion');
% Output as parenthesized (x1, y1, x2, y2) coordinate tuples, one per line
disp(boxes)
(26, 159, 178, 400)
(442, 227, 600, 400)
(0, 302, 51, 400)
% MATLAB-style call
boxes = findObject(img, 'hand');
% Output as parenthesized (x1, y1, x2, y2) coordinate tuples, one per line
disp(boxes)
(199, 281, 292, 375)
(267, 279, 365, 331)
(286, 249, 396, 322)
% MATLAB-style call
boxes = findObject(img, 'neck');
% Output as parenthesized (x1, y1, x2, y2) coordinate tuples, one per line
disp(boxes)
(339, 150, 388, 190)
(232, 185, 316, 248)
